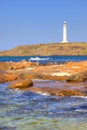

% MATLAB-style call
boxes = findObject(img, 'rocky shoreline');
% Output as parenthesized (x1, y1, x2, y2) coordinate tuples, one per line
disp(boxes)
(0, 60, 87, 96)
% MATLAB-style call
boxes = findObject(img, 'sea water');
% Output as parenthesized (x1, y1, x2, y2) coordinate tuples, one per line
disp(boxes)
(0, 55, 87, 64)
(0, 56, 87, 130)
(0, 81, 87, 130)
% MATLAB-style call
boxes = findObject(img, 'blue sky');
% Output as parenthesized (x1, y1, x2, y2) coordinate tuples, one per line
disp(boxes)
(0, 0, 87, 50)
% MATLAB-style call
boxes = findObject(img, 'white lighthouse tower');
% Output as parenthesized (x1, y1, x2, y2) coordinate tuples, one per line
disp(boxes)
(61, 21, 68, 43)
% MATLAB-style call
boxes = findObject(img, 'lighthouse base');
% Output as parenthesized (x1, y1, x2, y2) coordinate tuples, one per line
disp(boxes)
(61, 40, 68, 43)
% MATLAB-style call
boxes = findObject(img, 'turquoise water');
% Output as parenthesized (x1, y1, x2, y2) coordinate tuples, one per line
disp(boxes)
(0, 80, 87, 130)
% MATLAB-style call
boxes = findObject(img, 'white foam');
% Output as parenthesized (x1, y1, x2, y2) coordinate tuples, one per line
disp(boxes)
(71, 96, 87, 99)
(75, 109, 87, 112)
(36, 91, 50, 96)
(29, 57, 49, 61)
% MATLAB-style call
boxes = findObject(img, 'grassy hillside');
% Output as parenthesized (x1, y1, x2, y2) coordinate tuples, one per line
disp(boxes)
(0, 42, 87, 56)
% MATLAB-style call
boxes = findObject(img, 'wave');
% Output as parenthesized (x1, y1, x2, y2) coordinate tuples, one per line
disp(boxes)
(71, 96, 87, 99)
(75, 109, 87, 112)
(29, 57, 49, 61)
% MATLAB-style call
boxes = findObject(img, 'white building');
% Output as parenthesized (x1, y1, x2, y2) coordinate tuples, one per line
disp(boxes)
(61, 21, 68, 43)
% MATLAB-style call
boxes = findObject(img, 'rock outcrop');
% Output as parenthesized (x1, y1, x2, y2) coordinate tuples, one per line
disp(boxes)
(0, 61, 39, 70)
(66, 71, 87, 82)
(0, 60, 87, 96)
(8, 78, 33, 90)
(0, 71, 18, 83)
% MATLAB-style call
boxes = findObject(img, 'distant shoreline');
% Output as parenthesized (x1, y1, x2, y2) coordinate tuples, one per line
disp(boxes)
(0, 42, 87, 56)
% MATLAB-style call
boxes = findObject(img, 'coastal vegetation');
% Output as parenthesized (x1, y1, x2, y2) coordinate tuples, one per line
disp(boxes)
(0, 42, 87, 56)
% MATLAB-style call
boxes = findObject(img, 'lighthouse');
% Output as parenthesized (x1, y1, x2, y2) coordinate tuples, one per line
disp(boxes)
(61, 21, 68, 43)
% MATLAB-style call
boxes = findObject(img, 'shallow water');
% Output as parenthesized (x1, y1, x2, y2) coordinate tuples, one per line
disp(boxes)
(0, 81, 87, 130)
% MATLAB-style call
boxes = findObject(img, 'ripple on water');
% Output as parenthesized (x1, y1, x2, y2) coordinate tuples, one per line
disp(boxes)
(0, 82, 87, 129)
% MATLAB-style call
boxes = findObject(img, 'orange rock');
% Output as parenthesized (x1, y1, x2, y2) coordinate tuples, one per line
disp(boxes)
(0, 61, 39, 70)
(66, 71, 87, 82)
(28, 86, 86, 96)
(8, 78, 33, 90)
(41, 74, 66, 81)
(0, 71, 18, 83)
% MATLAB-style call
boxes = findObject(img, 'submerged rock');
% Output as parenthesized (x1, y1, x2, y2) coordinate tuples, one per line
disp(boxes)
(7, 75, 87, 96)
(8, 78, 33, 90)
(27, 80, 87, 96)
(28, 86, 86, 96)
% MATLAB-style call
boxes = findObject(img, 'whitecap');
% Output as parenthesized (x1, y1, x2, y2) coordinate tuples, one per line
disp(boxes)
(71, 96, 87, 99)
(29, 57, 49, 61)
(75, 109, 87, 112)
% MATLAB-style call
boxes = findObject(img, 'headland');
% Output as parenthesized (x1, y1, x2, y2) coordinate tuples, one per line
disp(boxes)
(0, 42, 87, 56)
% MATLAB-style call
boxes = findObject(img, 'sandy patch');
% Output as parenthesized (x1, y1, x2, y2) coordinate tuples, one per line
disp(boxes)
(71, 66, 81, 68)
(51, 72, 71, 76)
(26, 67, 34, 70)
